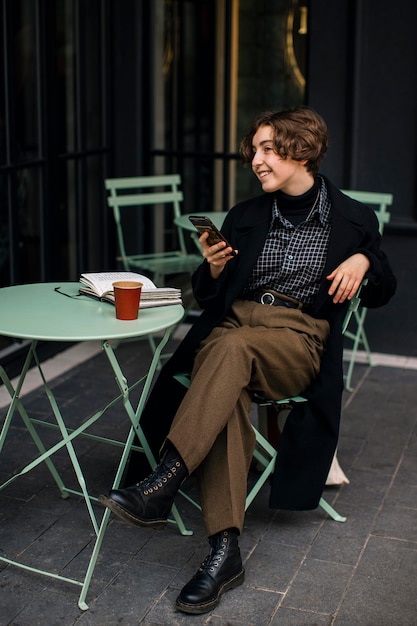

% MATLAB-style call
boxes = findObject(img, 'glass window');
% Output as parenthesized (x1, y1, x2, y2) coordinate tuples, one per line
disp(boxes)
(235, 0, 307, 202)
(0, 0, 112, 288)
(9, 0, 41, 162)
(14, 167, 42, 283)
(0, 17, 5, 165)
(83, 1, 104, 150)
(55, 1, 76, 154)
(152, 0, 216, 209)
(150, 0, 307, 220)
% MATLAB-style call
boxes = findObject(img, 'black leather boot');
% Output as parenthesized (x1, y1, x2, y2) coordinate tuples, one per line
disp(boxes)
(176, 529, 244, 614)
(98, 446, 188, 530)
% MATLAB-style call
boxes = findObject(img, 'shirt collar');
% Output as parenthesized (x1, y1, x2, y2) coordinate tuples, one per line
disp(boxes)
(315, 175, 331, 227)
(272, 174, 331, 228)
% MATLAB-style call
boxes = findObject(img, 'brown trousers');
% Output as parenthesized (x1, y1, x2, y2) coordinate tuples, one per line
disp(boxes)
(167, 300, 330, 536)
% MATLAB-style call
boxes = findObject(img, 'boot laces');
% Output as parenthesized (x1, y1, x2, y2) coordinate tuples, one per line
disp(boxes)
(199, 531, 229, 573)
(136, 460, 182, 495)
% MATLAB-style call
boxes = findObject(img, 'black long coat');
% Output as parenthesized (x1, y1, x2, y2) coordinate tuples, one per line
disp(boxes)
(132, 177, 396, 510)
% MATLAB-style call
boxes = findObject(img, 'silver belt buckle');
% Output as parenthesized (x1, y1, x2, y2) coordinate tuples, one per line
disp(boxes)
(260, 291, 275, 305)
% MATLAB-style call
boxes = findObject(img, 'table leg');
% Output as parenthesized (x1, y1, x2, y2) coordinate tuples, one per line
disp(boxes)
(0, 344, 69, 496)
(0, 323, 191, 611)
(101, 334, 193, 535)
(79, 326, 193, 609)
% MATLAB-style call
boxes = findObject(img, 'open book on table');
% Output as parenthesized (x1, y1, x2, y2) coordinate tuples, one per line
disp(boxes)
(79, 272, 182, 309)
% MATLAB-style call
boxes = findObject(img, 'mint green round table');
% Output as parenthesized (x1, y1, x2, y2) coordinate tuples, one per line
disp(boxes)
(0, 281, 184, 340)
(0, 282, 188, 610)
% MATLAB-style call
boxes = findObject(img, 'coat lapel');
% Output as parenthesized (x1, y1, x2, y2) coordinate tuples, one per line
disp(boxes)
(224, 194, 273, 301)
(313, 180, 366, 312)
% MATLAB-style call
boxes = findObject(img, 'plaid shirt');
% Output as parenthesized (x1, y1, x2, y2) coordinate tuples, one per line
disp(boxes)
(242, 176, 331, 305)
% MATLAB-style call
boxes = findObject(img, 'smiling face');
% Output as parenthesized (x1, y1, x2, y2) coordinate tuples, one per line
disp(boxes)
(251, 125, 315, 196)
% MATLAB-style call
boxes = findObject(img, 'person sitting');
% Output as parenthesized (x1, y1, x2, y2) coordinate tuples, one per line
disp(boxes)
(100, 106, 396, 615)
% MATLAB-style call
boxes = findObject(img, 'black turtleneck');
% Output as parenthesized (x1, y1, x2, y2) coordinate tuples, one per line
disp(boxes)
(276, 178, 320, 226)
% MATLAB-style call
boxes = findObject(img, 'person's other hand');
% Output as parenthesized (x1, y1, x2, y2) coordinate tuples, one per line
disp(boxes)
(326, 252, 370, 303)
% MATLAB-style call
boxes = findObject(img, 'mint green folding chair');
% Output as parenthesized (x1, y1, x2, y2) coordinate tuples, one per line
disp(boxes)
(174, 282, 366, 524)
(105, 175, 202, 285)
(341, 190, 392, 390)
(105, 175, 202, 362)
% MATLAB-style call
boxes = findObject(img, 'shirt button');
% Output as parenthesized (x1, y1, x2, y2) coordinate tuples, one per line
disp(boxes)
(287, 254, 293, 260)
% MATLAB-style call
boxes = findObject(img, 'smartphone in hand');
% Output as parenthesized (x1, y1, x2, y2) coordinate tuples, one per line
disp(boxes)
(188, 216, 237, 256)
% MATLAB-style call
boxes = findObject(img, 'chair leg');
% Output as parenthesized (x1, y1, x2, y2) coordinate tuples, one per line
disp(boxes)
(319, 497, 347, 522)
(344, 308, 375, 391)
(249, 407, 347, 522)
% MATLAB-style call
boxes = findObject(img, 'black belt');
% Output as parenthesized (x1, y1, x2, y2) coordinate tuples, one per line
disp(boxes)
(244, 289, 303, 309)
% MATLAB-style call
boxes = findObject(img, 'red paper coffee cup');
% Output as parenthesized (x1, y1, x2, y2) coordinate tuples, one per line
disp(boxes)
(112, 281, 143, 320)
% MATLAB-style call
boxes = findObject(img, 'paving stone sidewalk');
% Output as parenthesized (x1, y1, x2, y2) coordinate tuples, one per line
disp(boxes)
(0, 340, 416, 625)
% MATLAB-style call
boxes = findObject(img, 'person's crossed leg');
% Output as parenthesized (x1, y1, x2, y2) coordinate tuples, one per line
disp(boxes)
(100, 302, 328, 614)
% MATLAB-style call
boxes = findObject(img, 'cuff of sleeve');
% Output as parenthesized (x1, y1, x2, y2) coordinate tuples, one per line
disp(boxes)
(356, 248, 381, 285)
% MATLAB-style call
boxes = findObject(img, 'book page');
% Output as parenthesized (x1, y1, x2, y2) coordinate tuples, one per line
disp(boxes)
(80, 272, 156, 297)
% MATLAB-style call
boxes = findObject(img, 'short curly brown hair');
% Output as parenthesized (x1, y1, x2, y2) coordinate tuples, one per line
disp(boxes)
(240, 106, 328, 177)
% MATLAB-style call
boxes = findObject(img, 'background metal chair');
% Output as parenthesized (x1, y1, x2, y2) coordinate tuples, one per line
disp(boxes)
(105, 175, 202, 362)
(105, 174, 202, 286)
(340, 190, 392, 390)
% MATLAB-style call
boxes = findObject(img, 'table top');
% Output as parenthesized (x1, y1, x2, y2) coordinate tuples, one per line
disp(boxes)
(0, 282, 184, 341)
(174, 211, 227, 232)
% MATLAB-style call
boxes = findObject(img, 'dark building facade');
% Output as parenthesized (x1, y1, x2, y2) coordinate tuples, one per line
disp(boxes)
(1, 0, 416, 359)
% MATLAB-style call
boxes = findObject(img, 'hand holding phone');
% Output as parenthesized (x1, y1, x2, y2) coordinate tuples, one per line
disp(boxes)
(188, 216, 237, 256)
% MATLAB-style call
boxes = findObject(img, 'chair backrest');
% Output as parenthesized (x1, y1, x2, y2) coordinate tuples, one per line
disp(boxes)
(105, 175, 187, 267)
(341, 189, 393, 235)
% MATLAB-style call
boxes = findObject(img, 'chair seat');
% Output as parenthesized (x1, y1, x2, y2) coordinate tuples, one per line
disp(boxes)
(253, 393, 306, 406)
(124, 252, 202, 276)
